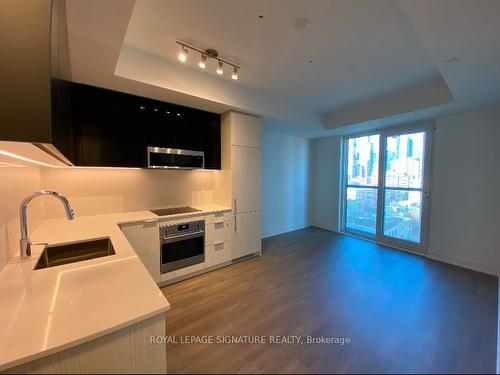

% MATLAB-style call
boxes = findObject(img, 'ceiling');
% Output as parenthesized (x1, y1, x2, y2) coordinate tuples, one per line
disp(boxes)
(65, 0, 500, 137)
(124, 0, 438, 114)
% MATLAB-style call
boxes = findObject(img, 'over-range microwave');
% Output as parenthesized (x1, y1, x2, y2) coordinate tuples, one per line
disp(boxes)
(147, 147, 204, 169)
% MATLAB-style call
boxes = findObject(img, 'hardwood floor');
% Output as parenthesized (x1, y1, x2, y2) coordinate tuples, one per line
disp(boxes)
(162, 227, 498, 373)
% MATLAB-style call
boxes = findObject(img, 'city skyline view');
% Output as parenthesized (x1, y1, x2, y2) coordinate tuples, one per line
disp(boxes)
(345, 132, 426, 243)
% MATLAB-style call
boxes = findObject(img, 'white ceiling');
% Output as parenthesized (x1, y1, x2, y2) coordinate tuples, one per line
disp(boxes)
(124, 0, 438, 114)
(65, 0, 500, 137)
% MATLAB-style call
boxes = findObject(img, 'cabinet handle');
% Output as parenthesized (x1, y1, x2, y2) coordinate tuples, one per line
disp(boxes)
(233, 198, 237, 213)
(234, 214, 237, 231)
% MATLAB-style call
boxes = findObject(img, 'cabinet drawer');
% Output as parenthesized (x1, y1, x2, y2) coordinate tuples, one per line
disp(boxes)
(205, 241, 232, 268)
(206, 221, 230, 246)
(205, 211, 231, 224)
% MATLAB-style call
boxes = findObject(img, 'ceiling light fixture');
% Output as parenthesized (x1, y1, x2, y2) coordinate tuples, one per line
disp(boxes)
(198, 54, 207, 69)
(176, 41, 240, 79)
(231, 66, 238, 80)
(178, 44, 188, 62)
(216, 61, 224, 75)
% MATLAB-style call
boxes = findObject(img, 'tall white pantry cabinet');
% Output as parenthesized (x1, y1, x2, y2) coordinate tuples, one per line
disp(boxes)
(219, 111, 262, 259)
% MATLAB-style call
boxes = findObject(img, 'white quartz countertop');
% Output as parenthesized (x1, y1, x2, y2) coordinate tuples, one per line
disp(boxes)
(0, 204, 231, 371)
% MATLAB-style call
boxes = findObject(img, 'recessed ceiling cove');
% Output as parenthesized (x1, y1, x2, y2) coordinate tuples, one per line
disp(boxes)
(65, 0, 500, 137)
(117, 0, 438, 114)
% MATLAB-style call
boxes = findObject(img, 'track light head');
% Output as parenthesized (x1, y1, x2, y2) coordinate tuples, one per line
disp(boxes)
(231, 66, 238, 80)
(216, 61, 224, 75)
(176, 41, 240, 79)
(198, 54, 207, 69)
(178, 45, 188, 62)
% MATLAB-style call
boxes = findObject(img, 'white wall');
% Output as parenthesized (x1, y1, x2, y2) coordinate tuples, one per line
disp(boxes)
(427, 106, 500, 274)
(310, 136, 342, 232)
(310, 104, 500, 275)
(261, 129, 312, 238)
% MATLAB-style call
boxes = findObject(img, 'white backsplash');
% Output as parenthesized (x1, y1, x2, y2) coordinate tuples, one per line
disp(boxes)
(0, 155, 221, 269)
(41, 167, 217, 219)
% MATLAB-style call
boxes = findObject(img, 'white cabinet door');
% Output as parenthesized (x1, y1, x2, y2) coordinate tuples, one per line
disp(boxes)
(230, 112, 261, 148)
(205, 241, 232, 268)
(120, 220, 160, 283)
(231, 211, 261, 259)
(232, 146, 261, 213)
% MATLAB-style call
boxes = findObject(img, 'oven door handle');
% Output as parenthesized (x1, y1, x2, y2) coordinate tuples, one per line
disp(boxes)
(162, 230, 205, 243)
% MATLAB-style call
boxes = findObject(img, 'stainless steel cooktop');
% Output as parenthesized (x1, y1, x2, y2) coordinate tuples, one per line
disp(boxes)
(150, 206, 201, 216)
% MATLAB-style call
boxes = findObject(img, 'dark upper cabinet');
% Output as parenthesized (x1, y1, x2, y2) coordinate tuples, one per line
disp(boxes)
(71, 84, 146, 167)
(0, 1, 221, 169)
(70, 83, 221, 169)
(142, 97, 221, 169)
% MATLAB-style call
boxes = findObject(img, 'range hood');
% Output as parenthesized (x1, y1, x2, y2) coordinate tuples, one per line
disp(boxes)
(0, 0, 74, 166)
(147, 147, 205, 170)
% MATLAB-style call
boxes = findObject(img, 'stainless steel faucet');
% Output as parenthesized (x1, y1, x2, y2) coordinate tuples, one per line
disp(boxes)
(19, 191, 75, 258)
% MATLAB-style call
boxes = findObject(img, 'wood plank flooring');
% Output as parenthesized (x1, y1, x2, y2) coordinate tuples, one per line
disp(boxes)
(162, 227, 498, 373)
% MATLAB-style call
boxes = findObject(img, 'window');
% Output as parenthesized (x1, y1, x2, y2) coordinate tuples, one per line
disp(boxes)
(341, 127, 432, 251)
(345, 135, 379, 236)
(382, 132, 425, 243)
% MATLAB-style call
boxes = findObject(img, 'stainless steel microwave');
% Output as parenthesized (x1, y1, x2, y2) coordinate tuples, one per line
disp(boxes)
(147, 147, 204, 169)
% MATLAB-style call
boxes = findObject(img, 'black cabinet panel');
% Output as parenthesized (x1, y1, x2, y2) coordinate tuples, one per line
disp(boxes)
(71, 84, 146, 167)
(51, 78, 76, 163)
(141, 98, 221, 169)
(69, 83, 221, 169)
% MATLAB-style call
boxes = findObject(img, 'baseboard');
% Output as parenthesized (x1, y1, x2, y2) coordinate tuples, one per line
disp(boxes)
(309, 222, 340, 233)
(262, 223, 310, 239)
(158, 252, 260, 287)
(426, 251, 499, 276)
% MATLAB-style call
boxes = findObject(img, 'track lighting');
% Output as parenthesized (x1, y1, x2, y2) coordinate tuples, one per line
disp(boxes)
(176, 41, 240, 79)
(178, 44, 188, 62)
(216, 61, 224, 75)
(198, 54, 207, 69)
(231, 66, 238, 80)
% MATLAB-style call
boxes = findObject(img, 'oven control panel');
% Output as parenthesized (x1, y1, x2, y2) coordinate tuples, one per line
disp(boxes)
(160, 220, 205, 238)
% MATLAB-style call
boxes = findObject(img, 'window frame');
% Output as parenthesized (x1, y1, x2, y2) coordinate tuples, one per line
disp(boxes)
(340, 122, 434, 253)
(340, 131, 380, 240)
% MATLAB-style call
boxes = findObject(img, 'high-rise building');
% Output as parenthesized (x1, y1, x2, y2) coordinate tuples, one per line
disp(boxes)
(407, 138, 413, 157)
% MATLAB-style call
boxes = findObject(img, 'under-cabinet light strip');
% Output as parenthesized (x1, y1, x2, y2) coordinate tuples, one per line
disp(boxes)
(0, 150, 57, 167)
(0, 149, 217, 171)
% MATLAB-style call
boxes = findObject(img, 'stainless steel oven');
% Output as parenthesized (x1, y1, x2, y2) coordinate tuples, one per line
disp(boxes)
(160, 220, 205, 273)
(147, 147, 204, 169)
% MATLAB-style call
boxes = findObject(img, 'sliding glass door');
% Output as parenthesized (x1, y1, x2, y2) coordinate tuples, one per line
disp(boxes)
(342, 126, 432, 252)
(344, 135, 380, 237)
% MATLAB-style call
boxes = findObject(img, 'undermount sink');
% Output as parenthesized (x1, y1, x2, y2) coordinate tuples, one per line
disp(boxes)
(34, 237, 115, 270)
